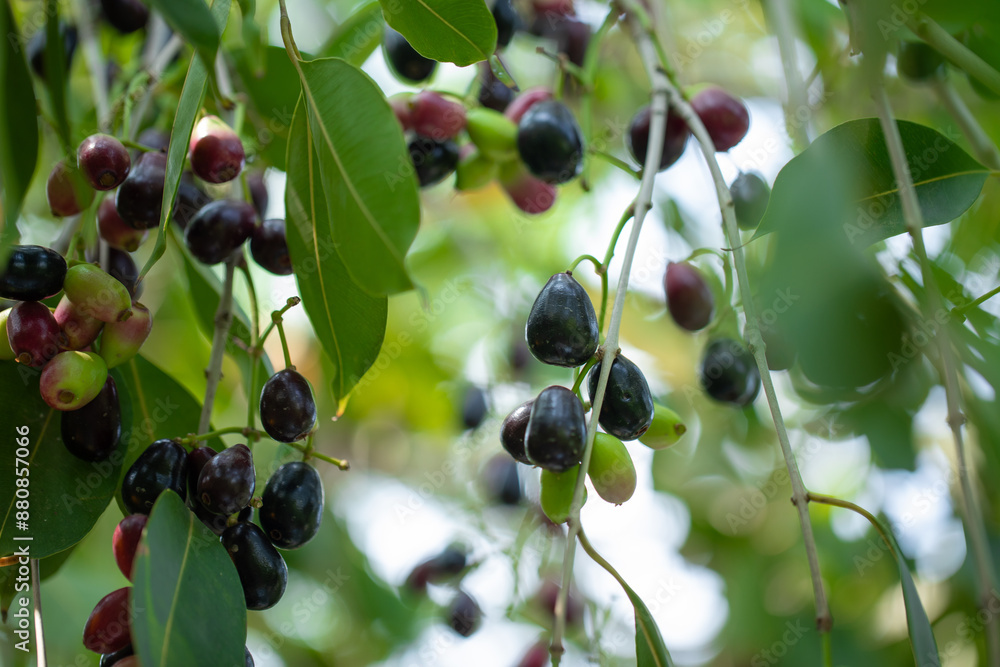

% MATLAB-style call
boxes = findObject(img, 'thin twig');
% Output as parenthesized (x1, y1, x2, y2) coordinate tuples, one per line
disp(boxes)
(931, 77, 1000, 171)
(198, 256, 237, 434)
(953, 284, 1000, 317)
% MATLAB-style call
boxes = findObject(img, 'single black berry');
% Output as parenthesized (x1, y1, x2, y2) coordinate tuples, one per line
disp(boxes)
(0, 245, 67, 301)
(259, 369, 317, 443)
(409, 135, 459, 187)
(516, 100, 584, 184)
(250, 219, 292, 276)
(221, 522, 288, 610)
(493, 0, 520, 48)
(526, 272, 598, 367)
(100, 0, 149, 33)
(478, 64, 515, 112)
(525, 385, 586, 472)
(61, 376, 121, 461)
(587, 355, 654, 441)
(184, 200, 257, 265)
(665, 262, 714, 331)
(186, 446, 218, 500)
(196, 443, 255, 516)
(121, 439, 189, 514)
(730, 172, 770, 231)
(500, 399, 533, 464)
(108, 248, 142, 299)
(78, 134, 131, 190)
(461, 385, 488, 429)
(259, 461, 325, 549)
(383, 27, 437, 83)
(628, 104, 689, 171)
(700, 338, 761, 407)
(173, 170, 212, 230)
(447, 590, 482, 637)
(115, 151, 167, 230)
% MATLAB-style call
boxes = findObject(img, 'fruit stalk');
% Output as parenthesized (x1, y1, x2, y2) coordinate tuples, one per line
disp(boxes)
(198, 255, 238, 434)
(239, 263, 261, 431)
(629, 2, 834, 637)
(930, 77, 1000, 171)
(870, 81, 1000, 667)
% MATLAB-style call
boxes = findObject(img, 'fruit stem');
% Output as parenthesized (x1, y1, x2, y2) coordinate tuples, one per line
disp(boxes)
(588, 149, 641, 179)
(642, 9, 835, 638)
(567, 254, 602, 273)
(570, 356, 598, 399)
(807, 492, 897, 559)
(278, 0, 303, 62)
(930, 77, 1000, 171)
(533, 47, 588, 89)
(763, 0, 810, 150)
(198, 256, 238, 435)
(952, 283, 1000, 318)
(273, 312, 294, 370)
(285, 441, 349, 470)
(255, 297, 301, 352)
(177, 426, 263, 447)
(551, 8, 670, 662)
(870, 78, 1000, 666)
(909, 15, 1000, 98)
(600, 205, 635, 272)
(239, 262, 261, 432)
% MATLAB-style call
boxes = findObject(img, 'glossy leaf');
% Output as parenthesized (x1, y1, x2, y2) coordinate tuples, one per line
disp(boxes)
(0, 363, 128, 559)
(621, 577, 674, 667)
(320, 1, 385, 64)
(379, 0, 497, 66)
(286, 100, 388, 408)
(0, 2, 38, 249)
(755, 119, 988, 246)
(132, 491, 246, 667)
(144, 0, 222, 66)
(296, 57, 420, 295)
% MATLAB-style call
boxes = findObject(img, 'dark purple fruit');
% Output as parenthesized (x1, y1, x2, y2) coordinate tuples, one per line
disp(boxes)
(478, 64, 515, 112)
(516, 100, 583, 184)
(172, 171, 212, 230)
(383, 27, 437, 83)
(112, 514, 147, 581)
(665, 262, 714, 331)
(628, 104, 689, 171)
(525, 385, 585, 472)
(195, 501, 252, 537)
(61, 376, 120, 461)
(7, 301, 65, 367)
(107, 248, 141, 299)
(121, 439, 189, 514)
(0, 245, 67, 301)
(186, 446, 218, 499)
(100, 0, 149, 33)
(500, 399, 533, 464)
(482, 454, 521, 505)
(47, 159, 95, 217)
(461, 385, 488, 429)
(222, 522, 288, 610)
(730, 172, 770, 231)
(530, 14, 590, 67)
(493, 0, 520, 48)
(189, 115, 245, 184)
(258, 461, 324, 549)
(898, 41, 945, 82)
(115, 151, 166, 230)
(99, 645, 134, 667)
(700, 338, 760, 406)
(98, 198, 147, 251)
(196, 443, 255, 516)
(690, 87, 750, 152)
(447, 590, 482, 637)
(78, 134, 131, 190)
(28, 22, 77, 80)
(135, 128, 170, 152)
(245, 647, 254, 667)
(587, 354, 654, 441)
(409, 135, 460, 187)
(260, 369, 318, 443)
(526, 272, 598, 367)
(249, 219, 292, 276)
(184, 200, 256, 265)
(82, 587, 130, 653)
(247, 170, 268, 219)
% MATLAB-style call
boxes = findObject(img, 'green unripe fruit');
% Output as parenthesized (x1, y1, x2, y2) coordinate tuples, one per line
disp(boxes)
(540, 465, 585, 524)
(63, 263, 133, 323)
(39, 351, 108, 410)
(455, 149, 498, 191)
(466, 107, 519, 161)
(99, 302, 152, 367)
(638, 403, 687, 450)
(588, 433, 636, 504)
(0, 310, 14, 361)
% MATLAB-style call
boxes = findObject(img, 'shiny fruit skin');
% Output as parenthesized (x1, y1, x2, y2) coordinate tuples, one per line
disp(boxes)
(100, 0, 149, 33)
(173, 170, 212, 230)
(63, 263, 133, 323)
(587, 354, 654, 441)
(525, 272, 598, 367)
(82, 587, 131, 653)
(8, 301, 66, 367)
(47, 159, 95, 217)
(99, 302, 152, 368)
(690, 87, 750, 152)
(500, 399, 533, 464)
(99, 645, 134, 667)
(115, 151, 167, 230)
(249, 219, 292, 276)
(222, 522, 288, 610)
(259, 461, 325, 549)
(588, 433, 636, 504)
(196, 443, 256, 517)
(700, 338, 761, 406)
(259, 369, 318, 443)
(447, 590, 482, 637)
(189, 115, 246, 184)
(525, 385, 586, 472)
(730, 172, 770, 231)
(409, 91, 467, 140)
(540, 465, 584, 523)
(516, 100, 584, 184)
(98, 198, 147, 251)
(78, 134, 131, 190)
(478, 64, 515, 112)
(383, 27, 437, 83)
(504, 87, 552, 123)
(493, 0, 520, 47)
(0, 245, 67, 301)
(40, 351, 108, 411)
(665, 262, 714, 331)
(628, 104, 689, 170)
(107, 249, 142, 300)
(638, 402, 687, 450)
(61, 376, 121, 461)
(186, 446, 218, 500)
(112, 514, 147, 581)
(121, 439, 189, 514)
(408, 135, 460, 187)
(184, 200, 257, 265)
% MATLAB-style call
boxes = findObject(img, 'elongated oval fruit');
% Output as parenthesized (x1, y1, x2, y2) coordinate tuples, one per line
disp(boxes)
(516, 100, 584, 184)
(690, 87, 750, 152)
(730, 172, 770, 231)
(525, 385, 586, 472)
(0, 245, 67, 301)
(383, 27, 437, 83)
(259, 368, 317, 443)
(121, 439, 189, 514)
(701, 338, 760, 406)
(409, 135, 459, 188)
(409, 90, 467, 140)
(481, 454, 521, 505)
(249, 219, 292, 276)
(638, 402, 687, 450)
(466, 107, 518, 161)
(61, 376, 120, 461)
(587, 355, 653, 441)
(82, 587, 131, 653)
(499, 161, 557, 214)
(54, 295, 104, 350)
(186, 446, 218, 500)
(665, 262, 714, 331)
(40, 351, 108, 411)
(259, 461, 324, 549)
(7, 301, 65, 367)
(99, 303, 152, 368)
(222, 522, 288, 610)
(540, 465, 585, 524)
(197, 443, 255, 516)
(526, 272, 598, 367)
(78, 133, 131, 190)
(500, 399, 533, 464)
(112, 514, 147, 581)
(185, 200, 257, 265)
(628, 104, 689, 171)
(447, 590, 482, 637)
(115, 151, 167, 230)
(588, 433, 636, 504)
(63, 263, 133, 323)
(47, 159, 95, 217)
(189, 115, 245, 184)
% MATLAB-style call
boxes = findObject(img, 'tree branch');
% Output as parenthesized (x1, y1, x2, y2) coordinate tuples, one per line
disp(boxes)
(198, 256, 237, 434)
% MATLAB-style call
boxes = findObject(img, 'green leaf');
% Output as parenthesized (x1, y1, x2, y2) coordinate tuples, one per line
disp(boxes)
(295, 57, 420, 295)
(0, 2, 38, 250)
(286, 99, 388, 408)
(0, 363, 128, 559)
(144, 0, 223, 66)
(379, 0, 497, 66)
(319, 1, 385, 65)
(621, 579, 674, 667)
(231, 45, 301, 171)
(755, 119, 989, 246)
(131, 491, 246, 667)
